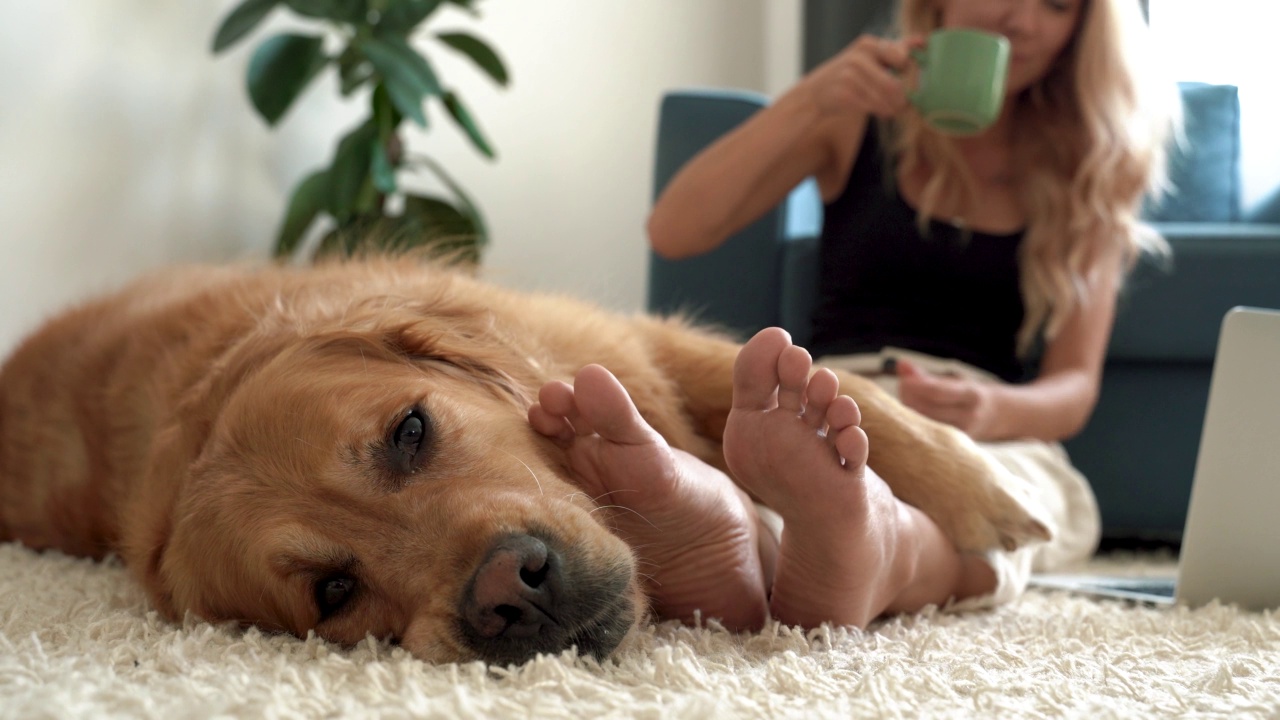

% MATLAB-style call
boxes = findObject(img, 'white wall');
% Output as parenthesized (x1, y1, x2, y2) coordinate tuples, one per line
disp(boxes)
(1149, 1, 1280, 211)
(0, 0, 802, 355)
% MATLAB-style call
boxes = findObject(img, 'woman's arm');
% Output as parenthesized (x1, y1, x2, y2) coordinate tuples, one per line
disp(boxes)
(896, 264, 1121, 443)
(648, 35, 918, 260)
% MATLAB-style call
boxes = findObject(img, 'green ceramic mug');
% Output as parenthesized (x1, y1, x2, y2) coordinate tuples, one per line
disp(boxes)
(909, 29, 1010, 136)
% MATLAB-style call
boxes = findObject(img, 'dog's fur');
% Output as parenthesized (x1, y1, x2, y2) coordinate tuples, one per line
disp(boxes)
(0, 258, 1048, 664)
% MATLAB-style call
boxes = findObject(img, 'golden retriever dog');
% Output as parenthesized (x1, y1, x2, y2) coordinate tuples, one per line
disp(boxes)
(0, 258, 1046, 665)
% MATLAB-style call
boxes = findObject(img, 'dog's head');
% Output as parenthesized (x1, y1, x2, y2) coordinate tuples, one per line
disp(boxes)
(122, 299, 641, 665)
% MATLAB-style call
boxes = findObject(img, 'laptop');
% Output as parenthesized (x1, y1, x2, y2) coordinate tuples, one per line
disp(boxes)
(1029, 306, 1280, 610)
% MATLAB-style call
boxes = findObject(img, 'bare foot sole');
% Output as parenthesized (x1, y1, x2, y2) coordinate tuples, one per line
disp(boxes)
(723, 328, 912, 629)
(529, 364, 769, 631)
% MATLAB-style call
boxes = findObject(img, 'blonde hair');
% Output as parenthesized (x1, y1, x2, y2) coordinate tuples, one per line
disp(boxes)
(888, 0, 1177, 353)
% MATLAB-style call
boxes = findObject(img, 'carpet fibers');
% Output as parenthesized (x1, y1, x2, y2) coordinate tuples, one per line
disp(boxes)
(3, 544, 1279, 719)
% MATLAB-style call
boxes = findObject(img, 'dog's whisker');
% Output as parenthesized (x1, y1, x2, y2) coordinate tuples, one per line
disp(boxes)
(589, 504, 658, 530)
(626, 549, 663, 563)
(560, 490, 590, 504)
(594, 488, 645, 499)
(578, 489, 645, 510)
(496, 449, 544, 496)
(634, 570, 660, 587)
(560, 489, 604, 506)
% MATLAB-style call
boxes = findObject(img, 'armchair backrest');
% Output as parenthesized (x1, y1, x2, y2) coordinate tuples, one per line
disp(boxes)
(647, 89, 823, 343)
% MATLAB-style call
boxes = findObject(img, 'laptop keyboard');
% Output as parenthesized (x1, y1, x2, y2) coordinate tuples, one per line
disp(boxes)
(1091, 577, 1176, 598)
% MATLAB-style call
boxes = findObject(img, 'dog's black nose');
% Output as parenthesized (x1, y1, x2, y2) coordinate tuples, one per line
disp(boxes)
(457, 531, 635, 666)
(462, 534, 558, 640)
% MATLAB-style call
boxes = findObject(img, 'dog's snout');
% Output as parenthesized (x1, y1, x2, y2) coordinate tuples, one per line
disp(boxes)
(457, 530, 636, 666)
(463, 534, 558, 640)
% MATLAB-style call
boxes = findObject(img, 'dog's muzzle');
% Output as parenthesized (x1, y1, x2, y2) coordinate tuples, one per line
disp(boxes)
(457, 531, 635, 665)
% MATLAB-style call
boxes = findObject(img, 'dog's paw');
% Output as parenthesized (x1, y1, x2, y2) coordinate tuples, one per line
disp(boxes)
(938, 459, 1055, 553)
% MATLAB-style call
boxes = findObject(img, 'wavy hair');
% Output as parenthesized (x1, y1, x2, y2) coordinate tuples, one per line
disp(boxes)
(886, 0, 1177, 353)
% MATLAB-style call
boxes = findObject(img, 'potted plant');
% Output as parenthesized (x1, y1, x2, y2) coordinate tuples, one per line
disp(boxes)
(212, 0, 508, 263)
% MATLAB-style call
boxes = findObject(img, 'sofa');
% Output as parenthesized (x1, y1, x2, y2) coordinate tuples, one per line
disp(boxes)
(647, 84, 1280, 544)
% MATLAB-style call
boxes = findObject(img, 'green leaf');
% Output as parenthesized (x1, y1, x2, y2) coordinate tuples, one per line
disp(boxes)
(317, 213, 414, 258)
(310, 195, 483, 262)
(360, 36, 441, 127)
(315, 216, 375, 257)
(442, 91, 494, 159)
(315, 227, 350, 257)
(435, 32, 508, 86)
(370, 139, 397, 195)
(443, 0, 478, 16)
(403, 195, 472, 233)
(401, 195, 482, 261)
(369, 85, 401, 195)
(406, 154, 488, 252)
(274, 169, 330, 258)
(354, 174, 379, 215)
(337, 44, 375, 96)
(284, 0, 367, 23)
(212, 0, 280, 54)
(247, 33, 327, 126)
(377, 0, 444, 35)
(371, 83, 400, 138)
(327, 121, 379, 222)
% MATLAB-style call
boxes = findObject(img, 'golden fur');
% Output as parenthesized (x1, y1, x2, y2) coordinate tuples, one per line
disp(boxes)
(0, 258, 1048, 664)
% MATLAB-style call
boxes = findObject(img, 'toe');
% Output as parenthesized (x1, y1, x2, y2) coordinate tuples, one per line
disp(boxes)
(827, 396, 864, 457)
(776, 345, 812, 414)
(803, 368, 839, 430)
(535, 379, 588, 435)
(528, 404, 575, 441)
(833, 422, 869, 469)
(572, 365, 660, 445)
(538, 379, 577, 418)
(732, 328, 790, 411)
(825, 395, 862, 432)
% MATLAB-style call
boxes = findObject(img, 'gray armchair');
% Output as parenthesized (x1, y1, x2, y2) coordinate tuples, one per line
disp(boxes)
(647, 85, 1280, 542)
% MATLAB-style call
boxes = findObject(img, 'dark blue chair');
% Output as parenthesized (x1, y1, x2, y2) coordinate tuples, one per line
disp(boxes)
(647, 89, 823, 346)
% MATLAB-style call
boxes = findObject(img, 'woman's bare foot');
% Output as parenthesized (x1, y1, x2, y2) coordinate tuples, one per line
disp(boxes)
(723, 328, 943, 629)
(528, 364, 770, 631)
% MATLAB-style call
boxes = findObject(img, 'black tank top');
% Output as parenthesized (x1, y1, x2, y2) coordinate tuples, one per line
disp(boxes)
(808, 124, 1029, 382)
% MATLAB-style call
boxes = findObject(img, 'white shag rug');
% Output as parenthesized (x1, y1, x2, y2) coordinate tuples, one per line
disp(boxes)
(3, 543, 1280, 719)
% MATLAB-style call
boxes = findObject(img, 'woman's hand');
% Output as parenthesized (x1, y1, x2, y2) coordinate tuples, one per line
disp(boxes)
(895, 359, 1001, 441)
(803, 34, 924, 120)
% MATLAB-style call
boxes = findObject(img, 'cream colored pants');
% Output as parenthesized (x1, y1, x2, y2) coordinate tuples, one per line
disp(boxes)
(759, 346, 1102, 610)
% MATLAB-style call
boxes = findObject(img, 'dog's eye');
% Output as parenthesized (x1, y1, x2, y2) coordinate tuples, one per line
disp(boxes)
(395, 411, 425, 454)
(314, 575, 356, 619)
(388, 408, 433, 474)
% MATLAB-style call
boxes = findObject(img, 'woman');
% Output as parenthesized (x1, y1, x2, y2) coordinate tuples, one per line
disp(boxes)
(532, 0, 1176, 631)
(650, 0, 1173, 445)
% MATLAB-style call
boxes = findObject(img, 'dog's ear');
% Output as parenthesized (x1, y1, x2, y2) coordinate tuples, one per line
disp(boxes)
(118, 421, 192, 619)
(118, 328, 301, 618)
